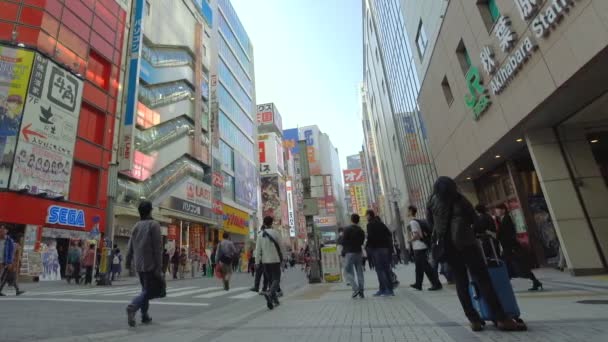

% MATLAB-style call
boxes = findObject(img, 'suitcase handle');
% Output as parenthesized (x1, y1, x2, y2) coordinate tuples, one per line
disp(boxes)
(476, 235, 502, 266)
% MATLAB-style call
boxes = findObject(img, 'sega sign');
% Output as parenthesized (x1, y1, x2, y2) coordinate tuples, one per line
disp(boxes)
(46, 205, 86, 228)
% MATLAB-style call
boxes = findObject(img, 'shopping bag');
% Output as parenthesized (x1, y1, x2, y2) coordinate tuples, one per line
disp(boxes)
(214, 263, 224, 279)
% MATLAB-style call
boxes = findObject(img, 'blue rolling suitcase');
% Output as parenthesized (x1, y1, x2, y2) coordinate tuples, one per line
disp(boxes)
(468, 237, 523, 325)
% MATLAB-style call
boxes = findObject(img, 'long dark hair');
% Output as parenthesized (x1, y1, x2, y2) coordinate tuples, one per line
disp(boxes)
(432, 176, 459, 203)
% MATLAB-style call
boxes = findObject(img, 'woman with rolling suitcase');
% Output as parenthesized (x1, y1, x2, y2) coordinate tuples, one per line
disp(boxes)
(427, 177, 526, 332)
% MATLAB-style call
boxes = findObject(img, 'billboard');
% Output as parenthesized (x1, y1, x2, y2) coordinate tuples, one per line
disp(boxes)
(172, 177, 212, 208)
(282, 128, 299, 154)
(258, 132, 283, 176)
(0, 46, 35, 188)
(314, 215, 337, 227)
(352, 184, 368, 217)
(257, 103, 283, 132)
(299, 126, 321, 174)
(120, 150, 156, 181)
(9, 53, 83, 197)
(261, 176, 281, 225)
(343, 168, 364, 184)
(222, 204, 250, 236)
(234, 152, 257, 210)
(119, 0, 145, 171)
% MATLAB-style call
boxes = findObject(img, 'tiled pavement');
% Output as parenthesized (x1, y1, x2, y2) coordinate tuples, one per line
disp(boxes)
(38, 265, 608, 342)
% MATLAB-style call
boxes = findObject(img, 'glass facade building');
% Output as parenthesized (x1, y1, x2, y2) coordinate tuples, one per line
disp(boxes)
(217, 0, 257, 210)
(364, 0, 436, 212)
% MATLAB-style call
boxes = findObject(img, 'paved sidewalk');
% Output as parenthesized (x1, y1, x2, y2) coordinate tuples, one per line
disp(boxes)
(38, 265, 608, 342)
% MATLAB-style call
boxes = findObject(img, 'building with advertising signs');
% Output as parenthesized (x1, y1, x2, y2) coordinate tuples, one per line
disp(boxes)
(343, 154, 370, 227)
(418, 0, 608, 275)
(0, 1, 127, 280)
(283, 126, 346, 240)
(112, 0, 218, 257)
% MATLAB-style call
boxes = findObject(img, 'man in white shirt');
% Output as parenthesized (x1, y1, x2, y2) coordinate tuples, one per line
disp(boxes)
(254, 216, 283, 310)
(407, 206, 442, 291)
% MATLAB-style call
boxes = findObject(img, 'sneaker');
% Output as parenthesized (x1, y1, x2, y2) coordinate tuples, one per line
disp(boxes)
(250, 287, 259, 292)
(352, 290, 360, 299)
(141, 314, 152, 324)
(410, 284, 422, 291)
(381, 291, 395, 297)
(126, 305, 137, 327)
(16, 290, 25, 296)
(262, 292, 274, 310)
(372, 291, 383, 297)
(358, 291, 365, 299)
(427, 285, 443, 291)
(470, 321, 484, 332)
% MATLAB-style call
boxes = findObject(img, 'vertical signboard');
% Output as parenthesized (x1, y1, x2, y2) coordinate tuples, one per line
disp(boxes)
(299, 126, 320, 174)
(9, 54, 83, 197)
(286, 180, 296, 237)
(261, 176, 281, 225)
(258, 133, 283, 176)
(119, 0, 145, 171)
(0, 45, 35, 188)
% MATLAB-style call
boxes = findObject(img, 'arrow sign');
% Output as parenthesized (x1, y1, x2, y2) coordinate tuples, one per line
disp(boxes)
(21, 123, 47, 142)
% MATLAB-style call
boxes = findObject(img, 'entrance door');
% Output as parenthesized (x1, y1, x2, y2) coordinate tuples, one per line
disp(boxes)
(56, 238, 70, 279)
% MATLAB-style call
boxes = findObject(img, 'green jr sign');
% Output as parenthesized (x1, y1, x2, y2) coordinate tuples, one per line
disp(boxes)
(464, 66, 491, 120)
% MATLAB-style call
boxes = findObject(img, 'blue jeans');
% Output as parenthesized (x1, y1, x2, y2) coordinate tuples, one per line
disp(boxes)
(369, 248, 392, 293)
(344, 252, 364, 292)
(130, 272, 154, 314)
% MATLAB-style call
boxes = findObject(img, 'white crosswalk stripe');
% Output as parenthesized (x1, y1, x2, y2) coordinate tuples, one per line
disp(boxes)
(167, 287, 222, 298)
(229, 291, 259, 299)
(194, 287, 249, 298)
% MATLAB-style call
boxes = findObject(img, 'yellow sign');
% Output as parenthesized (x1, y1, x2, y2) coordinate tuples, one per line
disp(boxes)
(222, 205, 249, 235)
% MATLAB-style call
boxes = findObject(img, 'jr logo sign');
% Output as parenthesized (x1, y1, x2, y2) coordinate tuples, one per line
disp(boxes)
(464, 66, 491, 120)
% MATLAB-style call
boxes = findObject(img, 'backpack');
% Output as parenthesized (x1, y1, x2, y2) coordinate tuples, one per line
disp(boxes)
(415, 219, 432, 246)
(113, 255, 120, 265)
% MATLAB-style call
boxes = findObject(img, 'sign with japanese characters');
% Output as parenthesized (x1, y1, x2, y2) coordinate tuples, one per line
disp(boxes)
(172, 177, 213, 208)
(0, 45, 35, 188)
(258, 132, 282, 176)
(342, 168, 364, 184)
(9, 53, 83, 197)
(468, 0, 578, 120)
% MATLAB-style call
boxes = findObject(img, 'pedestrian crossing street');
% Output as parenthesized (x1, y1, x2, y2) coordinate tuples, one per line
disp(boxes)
(23, 285, 260, 302)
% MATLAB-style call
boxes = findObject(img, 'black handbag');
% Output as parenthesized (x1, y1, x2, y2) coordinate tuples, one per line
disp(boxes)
(148, 273, 167, 299)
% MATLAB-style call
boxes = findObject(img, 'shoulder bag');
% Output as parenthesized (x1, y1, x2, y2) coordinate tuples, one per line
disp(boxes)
(263, 230, 284, 263)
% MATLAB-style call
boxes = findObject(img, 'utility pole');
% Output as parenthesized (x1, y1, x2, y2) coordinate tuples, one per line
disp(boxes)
(298, 140, 321, 283)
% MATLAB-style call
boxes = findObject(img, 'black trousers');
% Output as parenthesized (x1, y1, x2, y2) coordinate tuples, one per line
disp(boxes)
(264, 263, 282, 300)
(84, 266, 93, 285)
(254, 264, 268, 291)
(413, 249, 441, 287)
(446, 246, 506, 323)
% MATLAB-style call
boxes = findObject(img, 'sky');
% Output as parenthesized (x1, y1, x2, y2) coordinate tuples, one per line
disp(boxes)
(231, 0, 363, 170)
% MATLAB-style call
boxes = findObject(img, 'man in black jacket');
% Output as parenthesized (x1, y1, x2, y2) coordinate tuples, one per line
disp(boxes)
(342, 214, 366, 299)
(365, 210, 394, 297)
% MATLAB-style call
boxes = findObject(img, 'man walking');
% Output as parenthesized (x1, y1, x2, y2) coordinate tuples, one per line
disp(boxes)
(407, 206, 442, 291)
(342, 214, 366, 299)
(216, 232, 236, 290)
(365, 210, 394, 297)
(126, 201, 163, 327)
(250, 222, 270, 293)
(255, 216, 283, 310)
(0, 226, 24, 296)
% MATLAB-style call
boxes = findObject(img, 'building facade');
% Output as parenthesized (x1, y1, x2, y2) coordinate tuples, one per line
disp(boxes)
(419, 0, 608, 275)
(362, 0, 441, 253)
(0, 0, 127, 280)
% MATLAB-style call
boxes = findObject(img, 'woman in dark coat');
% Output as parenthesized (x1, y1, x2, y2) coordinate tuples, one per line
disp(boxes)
(494, 204, 542, 291)
(427, 177, 525, 332)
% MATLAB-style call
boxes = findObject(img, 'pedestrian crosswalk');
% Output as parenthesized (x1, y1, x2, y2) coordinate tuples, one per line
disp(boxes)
(24, 284, 260, 302)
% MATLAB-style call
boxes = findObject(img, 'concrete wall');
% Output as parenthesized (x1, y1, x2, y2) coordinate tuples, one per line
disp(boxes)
(419, 0, 608, 179)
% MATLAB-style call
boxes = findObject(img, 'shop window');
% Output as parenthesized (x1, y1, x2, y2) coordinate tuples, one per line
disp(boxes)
(69, 163, 100, 206)
(78, 103, 106, 145)
(415, 20, 428, 59)
(86, 50, 111, 91)
(478, 0, 501, 32)
(456, 39, 472, 75)
(441, 76, 454, 106)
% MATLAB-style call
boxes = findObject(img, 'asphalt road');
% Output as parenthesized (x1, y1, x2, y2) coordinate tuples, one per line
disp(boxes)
(0, 267, 308, 342)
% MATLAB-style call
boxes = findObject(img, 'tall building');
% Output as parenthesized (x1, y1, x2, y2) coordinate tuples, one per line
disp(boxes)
(211, 0, 258, 244)
(283, 126, 346, 241)
(0, 0, 127, 280)
(114, 0, 215, 255)
(362, 0, 442, 253)
(343, 153, 370, 227)
(418, 0, 608, 274)
(346, 154, 362, 169)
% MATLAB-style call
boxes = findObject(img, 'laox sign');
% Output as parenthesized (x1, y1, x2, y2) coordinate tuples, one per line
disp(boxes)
(186, 182, 211, 202)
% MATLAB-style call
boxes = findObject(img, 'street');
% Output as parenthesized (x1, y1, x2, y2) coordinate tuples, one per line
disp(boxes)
(2, 265, 608, 342)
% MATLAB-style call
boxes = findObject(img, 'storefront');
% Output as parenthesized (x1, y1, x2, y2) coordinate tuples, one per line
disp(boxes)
(0, 192, 106, 280)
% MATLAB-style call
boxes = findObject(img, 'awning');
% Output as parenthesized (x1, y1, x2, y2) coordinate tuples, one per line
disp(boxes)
(158, 207, 218, 226)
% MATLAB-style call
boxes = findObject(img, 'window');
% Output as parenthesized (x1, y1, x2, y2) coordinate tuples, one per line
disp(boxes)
(415, 20, 429, 59)
(456, 39, 471, 75)
(441, 76, 454, 106)
(478, 0, 500, 31)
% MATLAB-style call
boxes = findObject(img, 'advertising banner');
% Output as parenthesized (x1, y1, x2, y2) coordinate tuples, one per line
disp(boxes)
(172, 176, 212, 208)
(286, 180, 295, 237)
(9, 53, 83, 197)
(282, 128, 299, 154)
(0, 46, 35, 188)
(119, 0, 145, 171)
(234, 152, 257, 210)
(314, 215, 337, 227)
(320, 245, 342, 282)
(258, 133, 282, 176)
(256, 103, 273, 125)
(261, 176, 281, 225)
(343, 168, 364, 183)
(222, 204, 250, 236)
(299, 126, 320, 174)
